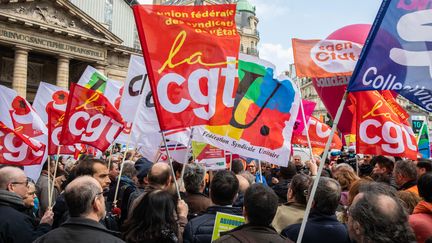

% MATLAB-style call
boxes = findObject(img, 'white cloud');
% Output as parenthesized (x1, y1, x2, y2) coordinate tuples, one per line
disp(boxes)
(137, 0, 153, 3)
(249, 0, 290, 19)
(258, 43, 293, 75)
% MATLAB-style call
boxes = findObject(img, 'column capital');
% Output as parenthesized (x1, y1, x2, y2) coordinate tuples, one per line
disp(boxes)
(14, 45, 31, 52)
(57, 54, 72, 60)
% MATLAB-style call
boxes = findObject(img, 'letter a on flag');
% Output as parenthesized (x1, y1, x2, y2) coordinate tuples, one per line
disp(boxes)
(133, 4, 240, 130)
(60, 83, 124, 152)
(348, 0, 432, 112)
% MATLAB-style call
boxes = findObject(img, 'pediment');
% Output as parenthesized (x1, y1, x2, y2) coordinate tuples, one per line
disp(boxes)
(0, 0, 122, 45)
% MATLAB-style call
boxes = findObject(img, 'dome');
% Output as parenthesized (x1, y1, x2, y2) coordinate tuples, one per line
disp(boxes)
(236, 0, 255, 14)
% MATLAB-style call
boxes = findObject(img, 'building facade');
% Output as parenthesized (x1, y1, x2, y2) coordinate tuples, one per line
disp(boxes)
(153, 0, 260, 56)
(0, 0, 140, 101)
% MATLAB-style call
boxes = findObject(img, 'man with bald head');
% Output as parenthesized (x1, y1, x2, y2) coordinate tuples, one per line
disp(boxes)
(0, 166, 53, 242)
(347, 191, 416, 243)
(34, 176, 124, 243)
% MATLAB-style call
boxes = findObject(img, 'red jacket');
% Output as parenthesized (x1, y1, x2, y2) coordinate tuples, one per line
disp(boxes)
(409, 201, 432, 243)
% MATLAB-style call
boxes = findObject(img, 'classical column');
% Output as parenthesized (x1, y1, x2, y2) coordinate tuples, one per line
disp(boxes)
(94, 63, 106, 76)
(12, 46, 29, 98)
(56, 55, 70, 88)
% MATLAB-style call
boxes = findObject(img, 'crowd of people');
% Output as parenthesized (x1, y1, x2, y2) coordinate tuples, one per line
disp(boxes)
(0, 150, 431, 243)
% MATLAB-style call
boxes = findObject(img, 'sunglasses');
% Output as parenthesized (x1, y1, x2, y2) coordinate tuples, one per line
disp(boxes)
(11, 180, 29, 187)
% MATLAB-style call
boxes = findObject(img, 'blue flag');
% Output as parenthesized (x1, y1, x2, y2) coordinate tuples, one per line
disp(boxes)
(348, 0, 432, 112)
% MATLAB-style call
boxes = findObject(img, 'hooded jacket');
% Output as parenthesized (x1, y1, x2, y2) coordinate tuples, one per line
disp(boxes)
(0, 189, 51, 243)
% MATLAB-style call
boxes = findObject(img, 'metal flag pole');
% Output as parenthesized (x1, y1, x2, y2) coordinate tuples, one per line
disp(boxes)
(47, 156, 51, 208)
(106, 143, 115, 173)
(113, 132, 133, 208)
(161, 130, 182, 200)
(258, 160, 263, 183)
(296, 91, 348, 243)
(296, 78, 314, 161)
(180, 128, 194, 184)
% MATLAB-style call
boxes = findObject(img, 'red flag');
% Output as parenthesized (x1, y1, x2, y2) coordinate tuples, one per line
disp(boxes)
(0, 122, 45, 166)
(292, 116, 342, 155)
(60, 83, 124, 152)
(47, 106, 79, 155)
(133, 4, 240, 130)
(353, 91, 417, 159)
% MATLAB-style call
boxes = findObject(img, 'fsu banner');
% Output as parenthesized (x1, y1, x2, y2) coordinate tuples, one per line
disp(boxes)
(193, 54, 300, 166)
(60, 83, 125, 152)
(292, 38, 363, 78)
(352, 90, 417, 159)
(292, 116, 342, 154)
(0, 122, 46, 166)
(33, 82, 81, 155)
(133, 4, 240, 130)
(348, 0, 432, 112)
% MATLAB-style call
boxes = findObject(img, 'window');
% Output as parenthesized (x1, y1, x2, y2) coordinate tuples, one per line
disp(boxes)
(104, 0, 113, 30)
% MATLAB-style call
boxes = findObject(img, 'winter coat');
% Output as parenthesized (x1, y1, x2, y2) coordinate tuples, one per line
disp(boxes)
(409, 201, 432, 243)
(272, 202, 305, 233)
(183, 192, 212, 218)
(281, 211, 351, 243)
(183, 205, 243, 243)
(0, 189, 51, 243)
(34, 217, 124, 243)
(215, 224, 290, 243)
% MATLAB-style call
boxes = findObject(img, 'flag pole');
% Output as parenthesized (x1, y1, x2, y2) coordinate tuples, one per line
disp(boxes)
(296, 78, 314, 160)
(180, 128, 194, 184)
(258, 160, 263, 183)
(106, 143, 115, 173)
(161, 130, 182, 200)
(296, 91, 348, 243)
(113, 132, 133, 208)
(47, 156, 51, 208)
(49, 146, 62, 208)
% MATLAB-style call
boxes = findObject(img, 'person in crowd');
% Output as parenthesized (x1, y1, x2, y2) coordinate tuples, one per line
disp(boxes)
(123, 190, 188, 243)
(183, 163, 211, 218)
(53, 158, 111, 228)
(233, 174, 250, 207)
(272, 174, 312, 233)
(34, 176, 124, 243)
(173, 161, 186, 192)
(183, 170, 241, 243)
(108, 162, 120, 183)
(347, 190, 416, 243)
(215, 184, 289, 243)
(249, 160, 268, 185)
(393, 160, 419, 195)
(358, 154, 374, 177)
(271, 162, 297, 203)
(36, 159, 59, 218)
(332, 164, 360, 206)
(293, 155, 309, 175)
(231, 158, 245, 175)
(238, 170, 255, 186)
(23, 181, 39, 223)
(127, 157, 153, 211)
(128, 162, 175, 214)
(416, 159, 432, 179)
(282, 177, 350, 243)
(371, 155, 397, 188)
(409, 172, 432, 243)
(396, 191, 421, 214)
(0, 166, 53, 242)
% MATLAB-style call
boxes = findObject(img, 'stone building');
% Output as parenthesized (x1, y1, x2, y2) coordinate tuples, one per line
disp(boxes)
(153, 0, 260, 56)
(0, 0, 140, 101)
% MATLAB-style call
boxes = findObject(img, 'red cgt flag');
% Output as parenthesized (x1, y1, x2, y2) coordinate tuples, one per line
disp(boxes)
(60, 83, 125, 152)
(352, 90, 417, 159)
(133, 4, 240, 130)
(0, 121, 46, 166)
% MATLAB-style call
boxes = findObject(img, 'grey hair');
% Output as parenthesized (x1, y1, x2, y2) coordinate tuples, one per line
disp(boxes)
(0, 167, 24, 189)
(394, 160, 417, 181)
(65, 176, 101, 217)
(183, 163, 206, 193)
(122, 161, 138, 179)
(309, 177, 341, 215)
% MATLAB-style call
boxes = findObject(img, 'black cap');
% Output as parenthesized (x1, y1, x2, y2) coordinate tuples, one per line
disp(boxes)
(135, 157, 153, 181)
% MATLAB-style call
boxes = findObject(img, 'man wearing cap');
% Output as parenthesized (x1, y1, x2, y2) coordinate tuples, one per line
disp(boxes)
(126, 158, 153, 215)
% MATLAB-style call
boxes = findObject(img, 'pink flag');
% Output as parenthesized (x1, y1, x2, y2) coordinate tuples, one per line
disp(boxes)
(293, 100, 316, 135)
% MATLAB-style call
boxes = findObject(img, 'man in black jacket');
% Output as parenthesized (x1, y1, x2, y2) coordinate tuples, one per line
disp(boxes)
(0, 166, 53, 243)
(184, 170, 241, 243)
(215, 184, 289, 243)
(34, 176, 124, 243)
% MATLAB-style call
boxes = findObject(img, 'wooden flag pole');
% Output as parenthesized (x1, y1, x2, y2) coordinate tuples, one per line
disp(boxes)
(106, 143, 115, 173)
(296, 91, 348, 243)
(296, 79, 314, 160)
(49, 146, 62, 208)
(161, 130, 182, 200)
(113, 132, 133, 208)
(180, 128, 194, 184)
(47, 156, 51, 208)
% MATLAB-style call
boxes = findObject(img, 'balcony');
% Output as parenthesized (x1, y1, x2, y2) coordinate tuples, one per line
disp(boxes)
(246, 47, 259, 56)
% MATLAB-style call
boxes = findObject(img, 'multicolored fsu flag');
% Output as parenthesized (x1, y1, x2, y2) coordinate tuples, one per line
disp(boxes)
(417, 121, 431, 159)
(291, 116, 342, 155)
(133, 4, 240, 130)
(351, 90, 417, 159)
(348, 0, 432, 112)
(194, 54, 300, 166)
(60, 83, 125, 152)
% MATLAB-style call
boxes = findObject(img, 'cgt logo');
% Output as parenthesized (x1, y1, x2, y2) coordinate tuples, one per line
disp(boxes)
(311, 40, 362, 73)
(0, 130, 44, 164)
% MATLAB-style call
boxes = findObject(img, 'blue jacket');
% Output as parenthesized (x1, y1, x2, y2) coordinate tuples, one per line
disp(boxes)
(183, 205, 243, 243)
(281, 211, 351, 243)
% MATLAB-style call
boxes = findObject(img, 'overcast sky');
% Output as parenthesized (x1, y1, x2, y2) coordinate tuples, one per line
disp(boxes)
(137, 0, 382, 73)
